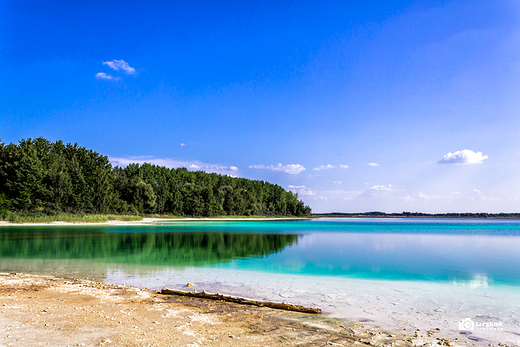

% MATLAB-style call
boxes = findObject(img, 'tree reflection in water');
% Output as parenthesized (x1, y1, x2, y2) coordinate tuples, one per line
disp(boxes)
(0, 229, 300, 267)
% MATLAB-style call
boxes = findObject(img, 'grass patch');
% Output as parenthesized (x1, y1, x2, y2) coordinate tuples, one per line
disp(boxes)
(2, 213, 143, 224)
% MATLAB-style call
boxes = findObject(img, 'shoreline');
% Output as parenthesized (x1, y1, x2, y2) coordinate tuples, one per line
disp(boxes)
(2, 272, 512, 346)
(0, 272, 430, 347)
(0, 216, 313, 227)
(104, 266, 520, 347)
(314, 214, 520, 219)
(2, 214, 520, 227)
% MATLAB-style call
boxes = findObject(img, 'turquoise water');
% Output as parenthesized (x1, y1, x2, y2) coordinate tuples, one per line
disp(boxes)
(1, 218, 520, 286)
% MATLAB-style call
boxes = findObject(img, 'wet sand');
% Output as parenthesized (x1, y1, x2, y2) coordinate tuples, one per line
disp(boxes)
(0, 273, 470, 347)
(105, 267, 520, 347)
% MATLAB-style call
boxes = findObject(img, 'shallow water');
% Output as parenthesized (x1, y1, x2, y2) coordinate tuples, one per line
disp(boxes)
(1, 218, 519, 344)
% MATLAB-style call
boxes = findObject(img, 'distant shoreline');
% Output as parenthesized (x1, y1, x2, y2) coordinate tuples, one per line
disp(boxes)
(314, 212, 520, 219)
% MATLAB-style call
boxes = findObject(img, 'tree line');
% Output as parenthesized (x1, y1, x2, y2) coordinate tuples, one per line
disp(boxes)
(0, 138, 311, 217)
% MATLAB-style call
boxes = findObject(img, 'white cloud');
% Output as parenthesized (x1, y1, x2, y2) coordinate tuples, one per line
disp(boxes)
(287, 185, 316, 196)
(313, 164, 349, 171)
(249, 163, 305, 174)
(418, 192, 444, 200)
(367, 163, 379, 167)
(109, 156, 239, 176)
(313, 190, 361, 201)
(103, 59, 136, 74)
(95, 72, 119, 81)
(334, 181, 343, 184)
(180, 143, 186, 147)
(437, 149, 488, 164)
(357, 185, 411, 201)
(364, 185, 402, 193)
(313, 164, 334, 171)
(305, 183, 520, 214)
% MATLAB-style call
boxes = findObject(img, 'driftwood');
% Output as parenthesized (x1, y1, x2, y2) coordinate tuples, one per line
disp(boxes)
(160, 288, 322, 314)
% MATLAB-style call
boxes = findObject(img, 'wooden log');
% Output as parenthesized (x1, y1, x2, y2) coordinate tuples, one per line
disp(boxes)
(160, 288, 322, 314)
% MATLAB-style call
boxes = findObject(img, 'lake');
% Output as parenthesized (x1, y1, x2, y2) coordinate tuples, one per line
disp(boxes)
(1, 218, 519, 344)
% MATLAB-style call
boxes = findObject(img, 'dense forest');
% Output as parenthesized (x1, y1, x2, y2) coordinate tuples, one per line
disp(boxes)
(0, 138, 311, 217)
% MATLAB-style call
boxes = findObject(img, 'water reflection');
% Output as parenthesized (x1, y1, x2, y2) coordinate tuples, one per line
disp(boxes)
(1, 220, 520, 286)
(0, 229, 299, 267)
(234, 232, 520, 285)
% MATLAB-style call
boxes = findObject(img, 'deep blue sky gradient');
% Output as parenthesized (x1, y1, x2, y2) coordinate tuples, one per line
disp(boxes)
(2, 1, 520, 212)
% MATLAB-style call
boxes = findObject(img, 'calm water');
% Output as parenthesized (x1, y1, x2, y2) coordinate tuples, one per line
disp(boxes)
(1, 218, 520, 286)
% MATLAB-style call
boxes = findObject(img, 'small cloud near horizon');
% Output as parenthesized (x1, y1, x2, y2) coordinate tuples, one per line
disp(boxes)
(287, 185, 316, 196)
(313, 164, 334, 171)
(367, 163, 379, 167)
(249, 163, 305, 174)
(313, 164, 349, 171)
(437, 149, 488, 164)
(357, 184, 411, 201)
(103, 59, 136, 74)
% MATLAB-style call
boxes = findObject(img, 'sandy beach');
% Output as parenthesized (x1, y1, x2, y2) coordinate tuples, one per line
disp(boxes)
(0, 217, 311, 227)
(0, 273, 430, 347)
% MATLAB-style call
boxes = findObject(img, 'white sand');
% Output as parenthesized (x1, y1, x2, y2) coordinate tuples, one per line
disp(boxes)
(0, 217, 310, 227)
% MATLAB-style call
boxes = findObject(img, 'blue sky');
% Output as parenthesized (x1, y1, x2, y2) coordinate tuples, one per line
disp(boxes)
(2, 0, 520, 213)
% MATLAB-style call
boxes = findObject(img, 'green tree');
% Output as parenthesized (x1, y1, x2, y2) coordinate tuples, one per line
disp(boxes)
(0, 137, 312, 217)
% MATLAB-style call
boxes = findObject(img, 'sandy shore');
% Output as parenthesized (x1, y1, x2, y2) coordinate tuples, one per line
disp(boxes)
(0, 217, 311, 227)
(0, 273, 468, 347)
